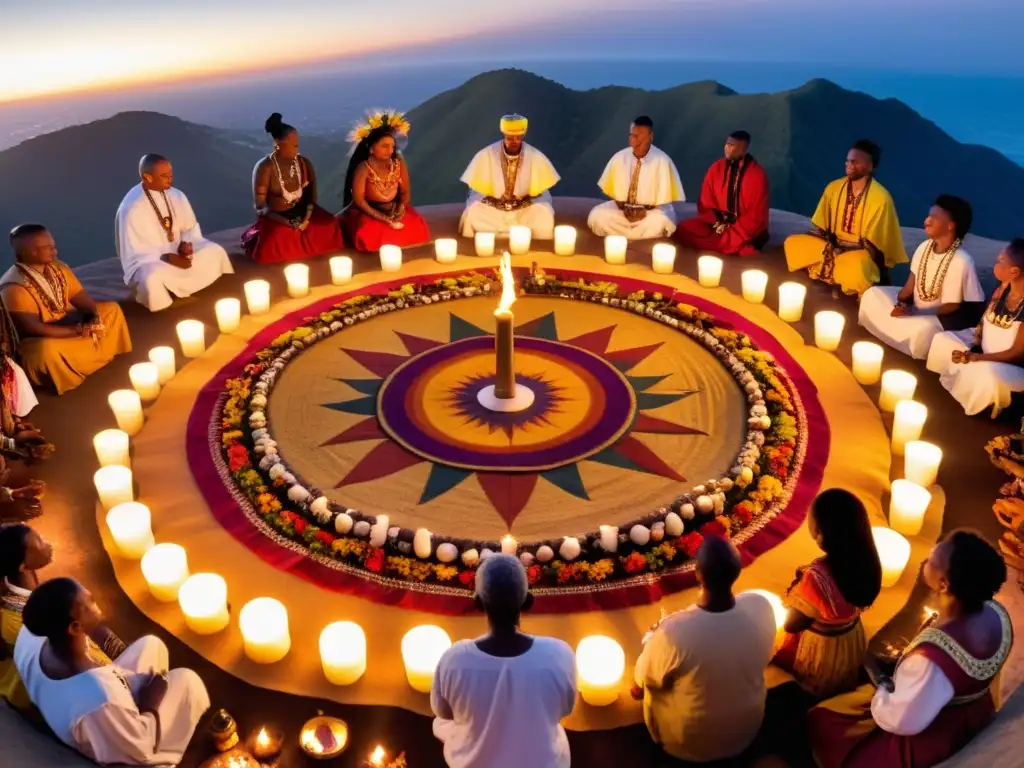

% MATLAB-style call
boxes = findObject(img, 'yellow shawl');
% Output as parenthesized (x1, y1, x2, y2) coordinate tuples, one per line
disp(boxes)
(460, 142, 560, 198)
(811, 177, 908, 268)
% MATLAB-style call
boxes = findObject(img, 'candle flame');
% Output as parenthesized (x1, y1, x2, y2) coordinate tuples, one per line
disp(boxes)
(301, 729, 323, 754)
(256, 727, 270, 747)
(496, 252, 517, 314)
(370, 745, 387, 765)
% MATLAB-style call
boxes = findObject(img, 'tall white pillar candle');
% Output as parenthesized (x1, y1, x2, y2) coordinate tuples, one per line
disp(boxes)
(148, 346, 176, 385)
(141, 543, 190, 602)
(94, 466, 134, 510)
(697, 255, 723, 288)
(239, 597, 291, 664)
(105, 501, 153, 558)
(851, 341, 884, 385)
(434, 238, 458, 264)
(320, 621, 367, 685)
(178, 573, 230, 635)
(284, 263, 310, 298)
(575, 635, 626, 706)
(741, 270, 769, 303)
(872, 526, 912, 587)
(554, 225, 577, 256)
(508, 226, 532, 255)
(475, 232, 496, 257)
(215, 298, 241, 333)
(904, 441, 942, 487)
(889, 479, 932, 536)
(651, 243, 676, 274)
(891, 400, 928, 455)
(93, 429, 130, 468)
(777, 282, 807, 322)
(379, 245, 402, 273)
(330, 256, 353, 285)
(108, 390, 144, 436)
(176, 320, 205, 358)
(402, 625, 452, 693)
(129, 362, 161, 402)
(814, 311, 845, 351)
(244, 280, 271, 315)
(604, 236, 627, 265)
(879, 370, 917, 412)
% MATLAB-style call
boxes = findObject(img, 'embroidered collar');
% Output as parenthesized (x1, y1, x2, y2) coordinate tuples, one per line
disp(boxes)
(902, 600, 1014, 681)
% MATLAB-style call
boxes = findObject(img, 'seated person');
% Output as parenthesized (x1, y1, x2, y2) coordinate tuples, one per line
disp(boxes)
(15, 578, 207, 766)
(926, 238, 1024, 416)
(588, 116, 685, 240)
(775, 489, 882, 699)
(784, 140, 907, 296)
(633, 535, 776, 763)
(1, 224, 131, 395)
(242, 113, 344, 263)
(809, 529, 1011, 768)
(675, 130, 770, 256)
(860, 195, 984, 359)
(431, 554, 576, 768)
(459, 114, 560, 241)
(115, 153, 234, 312)
(339, 112, 431, 252)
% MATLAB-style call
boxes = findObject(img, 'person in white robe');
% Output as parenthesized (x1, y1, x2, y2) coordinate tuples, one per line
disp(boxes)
(860, 195, 983, 359)
(115, 154, 233, 312)
(14, 578, 210, 766)
(588, 116, 685, 240)
(926, 240, 1024, 416)
(459, 115, 560, 240)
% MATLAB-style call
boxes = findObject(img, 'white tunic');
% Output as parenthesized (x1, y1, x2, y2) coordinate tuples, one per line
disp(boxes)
(588, 146, 685, 240)
(431, 637, 576, 768)
(15, 632, 210, 766)
(115, 185, 234, 312)
(859, 241, 984, 359)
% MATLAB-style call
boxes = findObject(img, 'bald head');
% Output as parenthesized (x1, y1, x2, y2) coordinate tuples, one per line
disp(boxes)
(696, 535, 742, 591)
(139, 154, 173, 191)
(9, 223, 56, 265)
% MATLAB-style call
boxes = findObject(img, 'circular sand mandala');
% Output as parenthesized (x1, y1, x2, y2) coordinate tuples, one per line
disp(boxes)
(189, 266, 828, 613)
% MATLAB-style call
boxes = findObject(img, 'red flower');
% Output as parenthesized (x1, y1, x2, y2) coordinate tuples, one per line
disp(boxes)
(733, 503, 754, 525)
(279, 510, 297, 524)
(293, 517, 308, 534)
(526, 565, 543, 585)
(557, 566, 575, 584)
(699, 520, 728, 539)
(315, 530, 335, 546)
(622, 552, 648, 573)
(227, 444, 250, 472)
(365, 548, 385, 573)
(458, 569, 476, 588)
(678, 532, 704, 558)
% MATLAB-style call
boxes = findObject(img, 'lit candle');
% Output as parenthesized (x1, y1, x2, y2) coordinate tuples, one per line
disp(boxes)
(475, 232, 496, 257)
(178, 573, 230, 635)
(905, 441, 942, 487)
(140, 543, 190, 602)
(494, 253, 516, 399)
(814, 311, 845, 351)
(401, 625, 452, 693)
(108, 390, 144, 436)
(148, 346, 176, 385)
(330, 256, 354, 285)
(744, 589, 787, 630)
(696, 255, 723, 287)
(244, 279, 271, 315)
(93, 429, 130, 468)
(284, 263, 310, 298)
(575, 635, 625, 706)
(369, 745, 387, 766)
(508, 225, 532, 255)
(249, 726, 284, 761)
(891, 400, 927, 455)
(872, 526, 911, 587)
(604, 235, 627, 265)
(105, 501, 153, 558)
(879, 370, 917, 412)
(319, 621, 367, 685)
(94, 466, 134, 510)
(851, 341, 884, 385)
(379, 245, 403, 273)
(239, 597, 291, 664)
(435, 238, 458, 264)
(777, 282, 807, 322)
(214, 298, 241, 333)
(554, 225, 577, 256)
(651, 243, 677, 275)
(176, 320, 205, 358)
(741, 270, 768, 303)
(129, 362, 161, 402)
(889, 479, 932, 537)
(501, 535, 517, 555)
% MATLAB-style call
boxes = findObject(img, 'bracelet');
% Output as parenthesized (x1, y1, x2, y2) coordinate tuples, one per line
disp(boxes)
(2, 437, 15, 452)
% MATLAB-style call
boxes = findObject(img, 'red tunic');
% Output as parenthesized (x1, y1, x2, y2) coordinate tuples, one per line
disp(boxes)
(674, 155, 770, 256)
(340, 204, 432, 253)
(242, 204, 343, 264)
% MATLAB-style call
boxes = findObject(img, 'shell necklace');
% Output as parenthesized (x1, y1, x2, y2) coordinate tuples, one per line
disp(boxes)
(916, 238, 961, 303)
(272, 153, 303, 205)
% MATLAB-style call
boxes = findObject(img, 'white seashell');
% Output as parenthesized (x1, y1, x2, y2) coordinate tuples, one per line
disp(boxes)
(287, 485, 311, 503)
(559, 537, 581, 561)
(310, 497, 331, 523)
(335, 513, 354, 534)
(252, 428, 268, 440)
(696, 495, 715, 514)
(267, 462, 286, 479)
(259, 454, 278, 472)
(480, 548, 495, 561)
(664, 512, 684, 537)
(353, 520, 371, 538)
(461, 548, 480, 566)
(681, 503, 696, 520)
(282, 472, 296, 485)
(437, 543, 459, 563)
(535, 545, 554, 563)
(413, 528, 433, 559)
(599, 525, 619, 553)
(718, 478, 734, 492)
(250, 394, 268, 408)
(630, 525, 651, 547)
(650, 525, 665, 542)
(519, 552, 535, 567)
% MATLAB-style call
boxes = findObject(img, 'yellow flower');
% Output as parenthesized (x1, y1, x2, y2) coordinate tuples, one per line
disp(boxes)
(434, 565, 458, 582)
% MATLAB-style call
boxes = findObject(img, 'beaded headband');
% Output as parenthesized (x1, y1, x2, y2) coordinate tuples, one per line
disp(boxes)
(348, 111, 411, 145)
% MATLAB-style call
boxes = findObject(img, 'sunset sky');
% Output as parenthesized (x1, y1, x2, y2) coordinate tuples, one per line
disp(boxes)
(2, 0, 1021, 103)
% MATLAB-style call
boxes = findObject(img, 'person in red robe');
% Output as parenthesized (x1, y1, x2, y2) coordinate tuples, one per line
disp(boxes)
(808, 529, 1012, 768)
(339, 112, 431, 252)
(675, 131, 770, 256)
(242, 112, 343, 263)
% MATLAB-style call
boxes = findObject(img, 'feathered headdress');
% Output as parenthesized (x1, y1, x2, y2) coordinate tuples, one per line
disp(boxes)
(347, 110, 411, 145)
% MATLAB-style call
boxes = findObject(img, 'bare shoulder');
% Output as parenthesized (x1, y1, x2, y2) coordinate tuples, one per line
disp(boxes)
(253, 156, 272, 176)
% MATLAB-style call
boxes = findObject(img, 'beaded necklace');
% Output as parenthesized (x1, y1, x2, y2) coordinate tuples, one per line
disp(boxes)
(842, 178, 870, 233)
(271, 153, 303, 205)
(987, 284, 1024, 329)
(16, 263, 68, 318)
(143, 188, 175, 243)
(365, 158, 401, 199)
(626, 155, 644, 205)
(500, 147, 522, 199)
(916, 238, 962, 302)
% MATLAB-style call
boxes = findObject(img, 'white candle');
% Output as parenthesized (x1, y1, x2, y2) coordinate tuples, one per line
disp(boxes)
(284, 263, 310, 298)
(879, 370, 917, 412)
(604, 235, 628, 265)
(239, 597, 291, 664)
(379, 245, 403, 273)
(105, 501, 153, 558)
(129, 362, 161, 402)
(475, 232, 496, 257)
(215, 298, 241, 333)
(500, 535, 517, 555)
(852, 341, 884, 385)
(94, 466, 134, 510)
(508, 225, 532, 255)
(741, 270, 769, 303)
(402, 625, 452, 693)
(178, 573, 230, 635)
(148, 346, 176, 385)
(872, 526, 911, 587)
(319, 621, 367, 685)
(108, 390, 144, 436)
(434, 239, 458, 264)
(777, 282, 807, 322)
(93, 429, 130, 468)
(599, 525, 619, 553)
(141, 543, 190, 602)
(905, 441, 942, 487)
(891, 400, 927, 455)
(744, 589, 787, 630)
(330, 256, 354, 285)
(244, 279, 271, 315)
(176, 320, 205, 358)
(575, 635, 625, 706)
(889, 479, 932, 537)
(814, 311, 845, 351)
(554, 225, 577, 256)
(651, 243, 676, 274)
